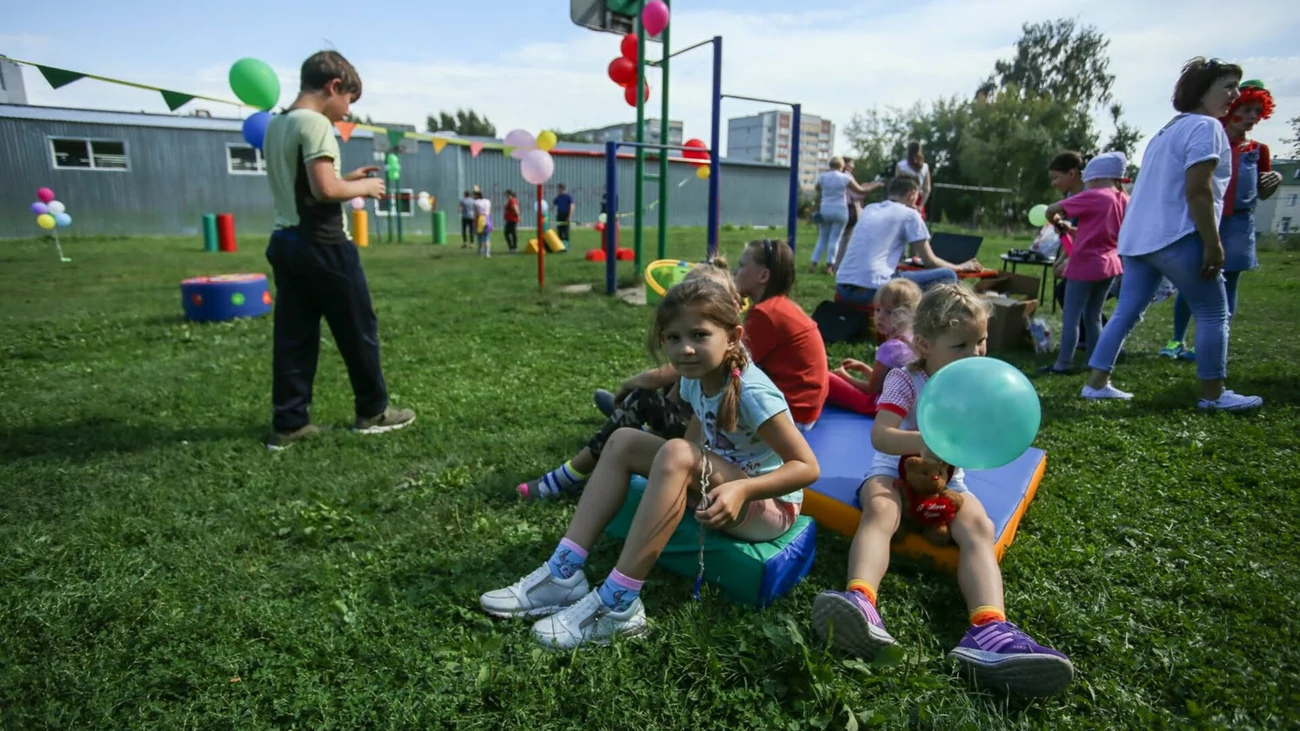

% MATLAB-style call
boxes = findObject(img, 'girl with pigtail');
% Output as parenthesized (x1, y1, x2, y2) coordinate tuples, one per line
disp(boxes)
(481, 278, 820, 650)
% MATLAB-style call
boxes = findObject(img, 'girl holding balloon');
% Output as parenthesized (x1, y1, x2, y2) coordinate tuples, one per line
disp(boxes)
(811, 284, 1074, 698)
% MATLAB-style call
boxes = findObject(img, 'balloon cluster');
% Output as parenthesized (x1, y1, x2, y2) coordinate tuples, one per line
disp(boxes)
(683, 138, 711, 179)
(506, 129, 558, 185)
(385, 152, 402, 180)
(30, 187, 72, 230)
(594, 212, 608, 233)
(229, 58, 281, 150)
(417, 191, 434, 212)
(605, 1, 669, 108)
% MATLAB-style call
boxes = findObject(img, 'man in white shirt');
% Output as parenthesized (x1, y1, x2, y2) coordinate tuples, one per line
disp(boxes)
(833, 176, 979, 304)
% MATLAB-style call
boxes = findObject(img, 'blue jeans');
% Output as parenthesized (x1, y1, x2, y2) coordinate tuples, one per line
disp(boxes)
(812, 205, 849, 266)
(1171, 210, 1252, 342)
(1089, 232, 1229, 381)
(1172, 270, 1241, 343)
(1055, 277, 1115, 369)
(835, 268, 958, 305)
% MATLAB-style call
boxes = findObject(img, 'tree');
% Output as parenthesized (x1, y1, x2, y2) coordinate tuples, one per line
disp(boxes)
(425, 109, 497, 137)
(1285, 115, 1300, 159)
(342, 112, 372, 124)
(1104, 103, 1142, 161)
(979, 19, 1116, 109)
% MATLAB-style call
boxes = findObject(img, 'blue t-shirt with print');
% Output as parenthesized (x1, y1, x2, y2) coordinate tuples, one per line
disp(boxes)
(679, 363, 800, 503)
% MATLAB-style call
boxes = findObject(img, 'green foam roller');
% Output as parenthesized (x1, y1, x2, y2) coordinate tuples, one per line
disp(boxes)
(202, 214, 218, 253)
(432, 211, 446, 245)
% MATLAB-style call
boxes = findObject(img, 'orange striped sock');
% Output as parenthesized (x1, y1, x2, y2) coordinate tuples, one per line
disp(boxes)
(970, 606, 1006, 627)
(846, 580, 877, 606)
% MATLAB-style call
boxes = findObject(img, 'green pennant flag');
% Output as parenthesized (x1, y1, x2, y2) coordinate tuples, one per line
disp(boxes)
(36, 65, 86, 89)
(160, 90, 195, 112)
(386, 129, 406, 149)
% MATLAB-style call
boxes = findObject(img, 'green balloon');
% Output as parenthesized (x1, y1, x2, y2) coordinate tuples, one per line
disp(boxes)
(229, 58, 281, 111)
(1027, 204, 1049, 227)
(386, 153, 399, 166)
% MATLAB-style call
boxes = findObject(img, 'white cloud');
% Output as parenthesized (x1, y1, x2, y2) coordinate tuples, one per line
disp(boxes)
(12, 0, 1299, 165)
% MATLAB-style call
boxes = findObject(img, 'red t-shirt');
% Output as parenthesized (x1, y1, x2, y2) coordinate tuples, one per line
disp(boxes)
(505, 197, 520, 223)
(1223, 140, 1271, 218)
(743, 295, 829, 425)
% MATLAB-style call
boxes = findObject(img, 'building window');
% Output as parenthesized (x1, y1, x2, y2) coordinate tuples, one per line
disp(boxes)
(226, 144, 266, 175)
(49, 137, 129, 170)
(1285, 194, 1298, 207)
(1281, 217, 1292, 232)
(376, 189, 414, 217)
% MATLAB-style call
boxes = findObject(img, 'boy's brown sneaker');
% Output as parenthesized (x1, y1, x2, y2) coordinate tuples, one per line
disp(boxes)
(354, 406, 416, 435)
(266, 424, 325, 451)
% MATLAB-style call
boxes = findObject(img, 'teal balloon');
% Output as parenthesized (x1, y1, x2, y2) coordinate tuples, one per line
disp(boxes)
(1027, 204, 1049, 227)
(916, 358, 1041, 470)
(229, 58, 281, 111)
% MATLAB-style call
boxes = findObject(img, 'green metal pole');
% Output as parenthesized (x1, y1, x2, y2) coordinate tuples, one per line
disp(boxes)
(386, 171, 394, 244)
(657, 0, 670, 261)
(633, 10, 647, 277)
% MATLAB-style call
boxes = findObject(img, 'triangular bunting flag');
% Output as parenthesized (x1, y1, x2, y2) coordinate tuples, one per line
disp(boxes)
(432, 138, 448, 154)
(160, 90, 195, 112)
(469, 142, 484, 158)
(334, 121, 357, 142)
(36, 65, 86, 90)
(386, 129, 406, 149)
(502, 146, 514, 158)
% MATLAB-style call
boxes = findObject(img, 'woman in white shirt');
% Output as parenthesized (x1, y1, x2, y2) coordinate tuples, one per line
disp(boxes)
(1083, 57, 1261, 411)
(896, 141, 931, 219)
(811, 157, 881, 275)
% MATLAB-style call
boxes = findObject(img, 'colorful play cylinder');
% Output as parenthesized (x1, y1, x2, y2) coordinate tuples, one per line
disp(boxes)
(432, 211, 446, 245)
(644, 259, 694, 306)
(216, 213, 237, 253)
(352, 210, 369, 248)
(202, 214, 219, 253)
(181, 274, 272, 323)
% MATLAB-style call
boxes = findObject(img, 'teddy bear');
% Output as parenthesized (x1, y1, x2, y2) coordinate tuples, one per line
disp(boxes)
(894, 455, 964, 545)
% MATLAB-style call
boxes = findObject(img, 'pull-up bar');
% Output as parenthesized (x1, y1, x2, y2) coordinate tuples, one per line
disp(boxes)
(646, 38, 714, 66)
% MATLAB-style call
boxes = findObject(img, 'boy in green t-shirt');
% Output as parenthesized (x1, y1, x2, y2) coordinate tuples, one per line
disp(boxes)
(263, 50, 415, 449)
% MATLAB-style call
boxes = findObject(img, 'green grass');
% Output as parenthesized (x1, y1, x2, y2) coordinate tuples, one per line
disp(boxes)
(2, 227, 1298, 730)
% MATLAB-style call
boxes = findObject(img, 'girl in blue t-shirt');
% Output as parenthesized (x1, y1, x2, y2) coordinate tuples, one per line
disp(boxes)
(480, 278, 820, 650)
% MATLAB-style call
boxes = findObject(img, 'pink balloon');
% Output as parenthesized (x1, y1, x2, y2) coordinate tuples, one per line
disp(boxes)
(641, 0, 670, 36)
(350, 197, 366, 210)
(519, 149, 555, 186)
(37, 187, 55, 203)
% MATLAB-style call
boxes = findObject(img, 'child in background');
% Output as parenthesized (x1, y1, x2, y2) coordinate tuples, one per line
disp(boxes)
(1039, 152, 1128, 374)
(473, 189, 492, 257)
(459, 191, 474, 248)
(504, 190, 520, 253)
(483, 278, 819, 650)
(825, 278, 922, 415)
(518, 260, 737, 500)
(733, 239, 828, 431)
(811, 284, 1073, 697)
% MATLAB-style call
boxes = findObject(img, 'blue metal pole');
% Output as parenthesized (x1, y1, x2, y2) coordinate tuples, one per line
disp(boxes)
(605, 141, 618, 296)
(707, 36, 722, 260)
(788, 103, 802, 252)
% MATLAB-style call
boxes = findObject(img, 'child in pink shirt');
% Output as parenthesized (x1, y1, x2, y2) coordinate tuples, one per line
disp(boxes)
(1040, 151, 1128, 374)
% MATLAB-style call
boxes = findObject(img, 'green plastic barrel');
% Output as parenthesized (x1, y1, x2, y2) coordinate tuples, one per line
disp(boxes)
(202, 213, 218, 252)
(432, 211, 446, 245)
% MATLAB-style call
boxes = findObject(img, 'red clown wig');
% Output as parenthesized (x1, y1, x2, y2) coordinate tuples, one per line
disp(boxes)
(1225, 80, 1275, 122)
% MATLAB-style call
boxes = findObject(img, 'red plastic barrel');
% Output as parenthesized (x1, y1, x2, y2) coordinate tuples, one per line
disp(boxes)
(216, 213, 237, 253)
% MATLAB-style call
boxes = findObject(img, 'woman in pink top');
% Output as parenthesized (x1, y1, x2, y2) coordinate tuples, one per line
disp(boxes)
(1039, 152, 1128, 374)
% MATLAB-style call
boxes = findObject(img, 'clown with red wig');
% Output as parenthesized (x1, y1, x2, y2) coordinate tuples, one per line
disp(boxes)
(1164, 80, 1282, 361)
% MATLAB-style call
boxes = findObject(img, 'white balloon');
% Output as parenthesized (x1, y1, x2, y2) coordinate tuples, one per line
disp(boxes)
(417, 198, 433, 212)
(417, 191, 430, 200)
(504, 128, 537, 151)
(520, 149, 555, 186)
(47, 201, 66, 215)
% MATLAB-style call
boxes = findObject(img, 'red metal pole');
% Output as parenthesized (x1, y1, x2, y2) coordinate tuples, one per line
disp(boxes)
(536, 184, 545, 291)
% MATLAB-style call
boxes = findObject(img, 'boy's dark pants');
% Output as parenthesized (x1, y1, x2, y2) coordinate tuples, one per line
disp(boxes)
(461, 217, 474, 243)
(556, 213, 571, 243)
(266, 229, 387, 432)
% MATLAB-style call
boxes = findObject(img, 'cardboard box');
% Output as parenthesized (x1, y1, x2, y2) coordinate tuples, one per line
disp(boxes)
(974, 273, 1040, 353)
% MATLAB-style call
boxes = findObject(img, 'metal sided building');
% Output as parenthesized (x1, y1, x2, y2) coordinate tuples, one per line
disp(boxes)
(0, 104, 793, 240)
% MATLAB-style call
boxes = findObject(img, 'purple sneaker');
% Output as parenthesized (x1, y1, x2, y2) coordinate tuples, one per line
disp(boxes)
(811, 590, 896, 658)
(948, 621, 1074, 697)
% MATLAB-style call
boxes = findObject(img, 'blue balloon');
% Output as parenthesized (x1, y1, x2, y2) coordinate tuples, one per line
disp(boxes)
(916, 357, 1041, 470)
(241, 111, 273, 150)
(54, 212, 72, 228)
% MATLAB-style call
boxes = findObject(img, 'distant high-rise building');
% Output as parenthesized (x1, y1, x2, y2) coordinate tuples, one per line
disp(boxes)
(0, 59, 29, 105)
(569, 119, 684, 147)
(727, 110, 834, 190)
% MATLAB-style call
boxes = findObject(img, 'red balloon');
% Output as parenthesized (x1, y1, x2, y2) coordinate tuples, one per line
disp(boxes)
(594, 222, 606, 232)
(621, 33, 638, 62)
(608, 57, 636, 87)
(683, 138, 710, 166)
(624, 81, 650, 107)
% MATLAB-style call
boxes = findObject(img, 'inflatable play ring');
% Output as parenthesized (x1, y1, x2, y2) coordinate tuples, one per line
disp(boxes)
(644, 259, 693, 306)
(181, 273, 272, 322)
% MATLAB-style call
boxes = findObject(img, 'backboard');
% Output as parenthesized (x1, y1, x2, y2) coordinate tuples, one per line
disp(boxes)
(570, 0, 662, 42)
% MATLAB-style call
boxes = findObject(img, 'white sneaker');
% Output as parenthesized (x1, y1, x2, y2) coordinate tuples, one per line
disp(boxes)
(531, 589, 649, 650)
(1198, 390, 1263, 412)
(1081, 384, 1133, 400)
(480, 564, 589, 619)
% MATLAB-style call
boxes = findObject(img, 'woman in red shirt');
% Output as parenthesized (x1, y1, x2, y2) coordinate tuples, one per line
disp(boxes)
(734, 239, 829, 430)
(503, 190, 521, 253)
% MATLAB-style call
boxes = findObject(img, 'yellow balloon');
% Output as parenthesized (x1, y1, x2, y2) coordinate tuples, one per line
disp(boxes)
(36, 214, 56, 230)
(696, 165, 711, 180)
(537, 130, 558, 152)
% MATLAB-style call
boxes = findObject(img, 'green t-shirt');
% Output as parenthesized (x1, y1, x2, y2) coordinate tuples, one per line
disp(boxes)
(264, 108, 350, 244)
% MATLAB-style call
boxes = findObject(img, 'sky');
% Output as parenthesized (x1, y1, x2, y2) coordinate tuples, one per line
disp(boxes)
(3, 0, 1298, 166)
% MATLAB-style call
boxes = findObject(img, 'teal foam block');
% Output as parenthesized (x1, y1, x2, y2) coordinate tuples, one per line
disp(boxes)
(604, 475, 817, 607)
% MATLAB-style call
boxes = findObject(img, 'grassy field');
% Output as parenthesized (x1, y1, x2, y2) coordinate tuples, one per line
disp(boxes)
(2, 226, 1298, 730)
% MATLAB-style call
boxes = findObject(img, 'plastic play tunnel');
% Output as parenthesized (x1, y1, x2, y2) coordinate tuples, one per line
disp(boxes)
(644, 259, 694, 306)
